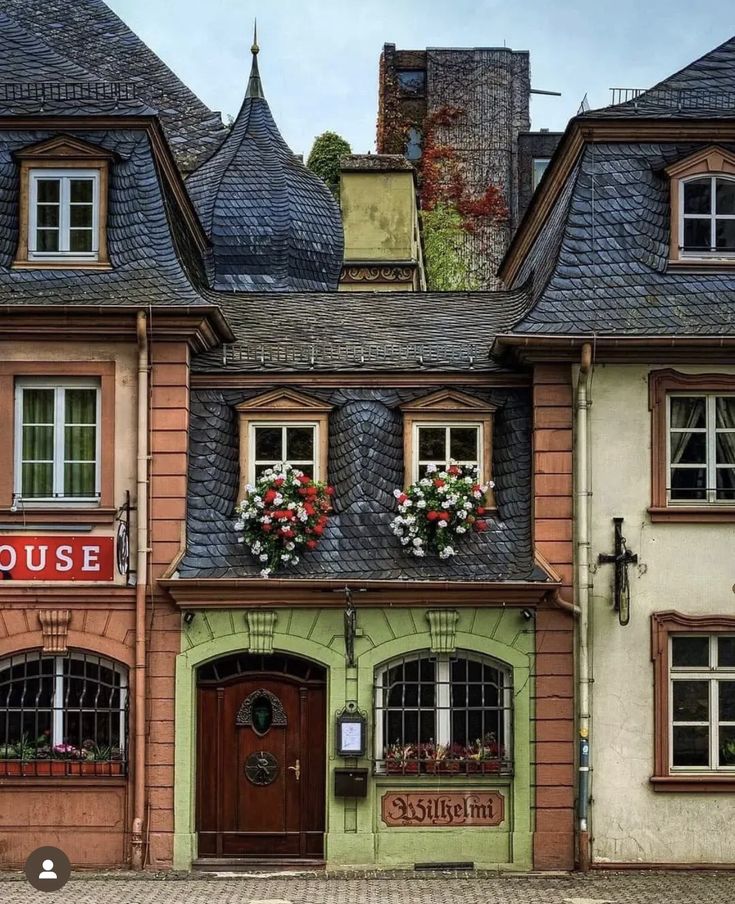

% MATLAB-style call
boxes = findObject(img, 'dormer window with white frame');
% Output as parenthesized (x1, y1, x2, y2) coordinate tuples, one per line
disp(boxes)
(13, 135, 114, 270)
(666, 145, 735, 267)
(29, 169, 100, 261)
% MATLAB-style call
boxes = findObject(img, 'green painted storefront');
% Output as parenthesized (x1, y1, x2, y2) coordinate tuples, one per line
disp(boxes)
(173, 605, 534, 871)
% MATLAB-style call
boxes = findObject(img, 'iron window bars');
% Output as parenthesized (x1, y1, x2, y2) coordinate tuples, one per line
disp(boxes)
(374, 652, 513, 776)
(0, 651, 128, 777)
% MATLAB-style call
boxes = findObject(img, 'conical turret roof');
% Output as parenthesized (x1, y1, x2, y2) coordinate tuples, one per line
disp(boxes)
(186, 37, 344, 292)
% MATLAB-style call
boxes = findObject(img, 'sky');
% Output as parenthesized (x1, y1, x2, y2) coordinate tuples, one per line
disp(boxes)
(107, 0, 734, 159)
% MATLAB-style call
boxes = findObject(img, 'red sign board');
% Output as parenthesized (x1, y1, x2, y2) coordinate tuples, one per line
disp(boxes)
(381, 790, 505, 827)
(0, 536, 115, 581)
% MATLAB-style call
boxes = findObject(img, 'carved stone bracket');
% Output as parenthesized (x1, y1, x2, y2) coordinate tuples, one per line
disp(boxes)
(426, 609, 459, 654)
(38, 609, 72, 653)
(246, 610, 277, 654)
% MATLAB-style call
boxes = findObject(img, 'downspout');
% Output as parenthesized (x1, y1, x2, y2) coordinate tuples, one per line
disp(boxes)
(576, 341, 593, 872)
(131, 310, 149, 870)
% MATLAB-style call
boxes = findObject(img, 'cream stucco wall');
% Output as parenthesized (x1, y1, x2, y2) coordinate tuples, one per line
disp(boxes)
(0, 340, 138, 586)
(588, 363, 735, 864)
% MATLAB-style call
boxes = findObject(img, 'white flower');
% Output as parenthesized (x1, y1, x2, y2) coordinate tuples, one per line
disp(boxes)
(393, 488, 404, 498)
(401, 537, 410, 545)
(292, 556, 300, 565)
(439, 546, 456, 559)
(259, 553, 268, 562)
(412, 537, 423, 547)
(286, 542, 295, 551)
(441, 500, 451, 509)
(287, 502, 297, 510)
(245, 483, 255, 494)
(438, 520, 448, 528)
(457, 509, 467, 520)
(254, 498, 264, 509)
(260, 568, 271, 578)
(416, 499, 426, 509)
(282, 554, 291, 562)
(473, 490, 482, 499)
(456, 526, 467, 534)
(487, 480, 495, 489)
(419, 478, 432, 488)
(413, 548, 426, 557)
(426, 464, 437, 474)
(237, 537, 245, 544)
(252, 541, 262, 554)
(273, 493, 284, 506)
(233, 520, 244, 531)
(261, 515, 272, 524)
(298, 510, 309, 522)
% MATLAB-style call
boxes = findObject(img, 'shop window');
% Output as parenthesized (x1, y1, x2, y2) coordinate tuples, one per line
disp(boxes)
(652, 612, 735, 791)
(13, 135, 114, 270)
(665, 145, 735, 266)
(14, 378, 100, 503)
(649, 370, 735, 520)
(400, 389, 496, 501)
(235, 389, 332, 497)
(0, 650, 128, 777)
(374, 651, 512, 775)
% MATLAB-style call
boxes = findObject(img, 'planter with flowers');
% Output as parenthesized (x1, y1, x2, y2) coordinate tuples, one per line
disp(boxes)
(384, 742, 420, 774)
(234, 464, 334, 577)
(0, 736, 124, 776)
(465, 734, 504, 774)
(391, 463, 492, 559)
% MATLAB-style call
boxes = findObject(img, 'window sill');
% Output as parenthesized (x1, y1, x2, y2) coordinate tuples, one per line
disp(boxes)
(0, 775, 127, 788)
(667, 258, 735, 270)
(650, 774, 735, 793)
(0, 505, 116, 525)
(648, 506, 735, 523)
(11, 260, 111, 271)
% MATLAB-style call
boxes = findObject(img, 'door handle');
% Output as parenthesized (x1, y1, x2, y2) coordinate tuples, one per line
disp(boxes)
(287, 759, 301, 781)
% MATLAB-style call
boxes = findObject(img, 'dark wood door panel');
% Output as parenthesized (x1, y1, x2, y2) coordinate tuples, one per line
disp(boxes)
(196, 664, 326, 860)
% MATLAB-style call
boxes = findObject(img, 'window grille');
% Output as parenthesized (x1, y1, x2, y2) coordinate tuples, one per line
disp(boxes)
(374, 652, 512, 775)
(0, 651, 128, 776)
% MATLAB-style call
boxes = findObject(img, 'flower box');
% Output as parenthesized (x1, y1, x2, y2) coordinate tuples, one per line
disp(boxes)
(0, 760, 124, 777)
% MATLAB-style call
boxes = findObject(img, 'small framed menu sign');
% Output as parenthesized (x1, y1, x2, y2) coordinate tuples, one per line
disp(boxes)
(336, 709, 367, 757)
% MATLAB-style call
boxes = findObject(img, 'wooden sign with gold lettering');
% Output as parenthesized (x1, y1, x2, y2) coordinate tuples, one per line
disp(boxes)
(381, 790, 505, 827)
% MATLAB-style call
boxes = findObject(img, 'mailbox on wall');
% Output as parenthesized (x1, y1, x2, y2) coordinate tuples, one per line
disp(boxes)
(334, 768, 368, 798)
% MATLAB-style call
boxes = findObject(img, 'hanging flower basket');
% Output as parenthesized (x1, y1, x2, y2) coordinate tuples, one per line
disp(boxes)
(234, 465, 334, 578)
(390, 462, 492, 559)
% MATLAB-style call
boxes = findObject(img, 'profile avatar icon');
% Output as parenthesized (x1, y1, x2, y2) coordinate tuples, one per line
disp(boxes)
(39, 859, 57, 880)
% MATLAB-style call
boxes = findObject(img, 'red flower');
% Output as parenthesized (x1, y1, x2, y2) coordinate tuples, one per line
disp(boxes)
(307, 486, 318, 497)
(447, 465, 460, 476)
(433, 478, 446, 488)
(263, 489, 278, 504)
(476, 506, 486, 516)
(427, 511, 440, 522)
(313, 524, 324, 536)
(304, 504, 316, 517)
(306, 539, 318, 550)
(326, 486, 335, 496)
(274, 478, 285, 487)
(397, 493, 408, 505)
(472, 484, 482, 494)
(280, 528, 295, 539)
(297, 474, 311, 485)
(474, 520, 488, 532)
(298, 487, 309, 496)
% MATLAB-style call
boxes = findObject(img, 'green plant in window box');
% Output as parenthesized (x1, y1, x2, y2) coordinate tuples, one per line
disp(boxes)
(384, 742, 419, 774)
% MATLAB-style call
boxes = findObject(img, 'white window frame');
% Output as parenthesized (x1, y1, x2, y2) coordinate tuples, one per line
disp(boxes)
(412, 421, 483, 482)
(669, 634, 735, 772)
(679, 174, 735, 259)
(532, 157, 551, 190)
(14, 377, 101, 504)
(247, 421, 320, 485)
(28, 168, 100, 262)
(373, 651, 513, 772)
(667, 392, 735, 505)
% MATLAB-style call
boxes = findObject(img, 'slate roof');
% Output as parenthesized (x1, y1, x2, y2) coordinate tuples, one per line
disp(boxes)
(186, 50, 344, 293)
(0, 128, 209, 308)
(509, 139, 735, 335)
(586, 35, 735, 119)
(179, 387, 547, 582)
(0, 0, 227, 171)
(192, 288, 532, 373)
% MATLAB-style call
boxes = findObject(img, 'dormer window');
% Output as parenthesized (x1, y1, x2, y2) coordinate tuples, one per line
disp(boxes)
(666, 146, 735, 267)
(13, 135, 113, 270)
(29, 170, 100, 260)
(681, 176, 735, 257)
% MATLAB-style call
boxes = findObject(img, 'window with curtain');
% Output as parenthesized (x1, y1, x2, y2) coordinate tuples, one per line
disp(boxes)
(374, 651, 512, 775)
(668, 394, 735, 503)
(0, 650, 127, 776)
(670, 634, 735, 770)
(14, 379, 100, 501)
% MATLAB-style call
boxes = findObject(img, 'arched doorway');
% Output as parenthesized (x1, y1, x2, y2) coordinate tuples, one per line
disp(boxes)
(196, 652, 327, 861)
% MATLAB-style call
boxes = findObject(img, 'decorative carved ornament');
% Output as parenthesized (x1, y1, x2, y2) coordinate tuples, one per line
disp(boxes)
(236, 688, 288, 731)
(246, 610, 278, 654)
(340, 264, 415, 284)
(244, 750, 279, 786)
(426, 609, 459, 654)
(37, 609, 71, 653)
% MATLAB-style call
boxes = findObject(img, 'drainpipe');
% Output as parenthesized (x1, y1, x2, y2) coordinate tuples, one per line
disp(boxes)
(131, 310, 149, 870)
(576, 341, 593, 872)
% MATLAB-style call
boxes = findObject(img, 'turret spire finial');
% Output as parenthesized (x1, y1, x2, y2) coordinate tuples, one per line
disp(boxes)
(246, 19, 264, 98)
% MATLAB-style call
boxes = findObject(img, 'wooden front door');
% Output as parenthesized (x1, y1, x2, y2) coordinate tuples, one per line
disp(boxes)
(196, 654, 326, 860)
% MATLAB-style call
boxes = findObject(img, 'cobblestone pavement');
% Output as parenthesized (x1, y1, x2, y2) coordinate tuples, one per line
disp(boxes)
(2, 872, 735, 904)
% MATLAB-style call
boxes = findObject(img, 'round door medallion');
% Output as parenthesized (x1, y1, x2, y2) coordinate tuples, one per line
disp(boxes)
(244, 750, 279, 785)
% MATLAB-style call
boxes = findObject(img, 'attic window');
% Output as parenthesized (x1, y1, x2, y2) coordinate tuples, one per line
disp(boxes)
(13, 135, 113, 271)
(666, 146, 735, 267)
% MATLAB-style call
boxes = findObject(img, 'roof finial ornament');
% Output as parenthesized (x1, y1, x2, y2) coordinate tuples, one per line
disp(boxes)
(246, 19, 264, 99)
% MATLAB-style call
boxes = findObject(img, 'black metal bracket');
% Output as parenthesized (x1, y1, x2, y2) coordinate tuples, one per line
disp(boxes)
(597, 517, 638, 626)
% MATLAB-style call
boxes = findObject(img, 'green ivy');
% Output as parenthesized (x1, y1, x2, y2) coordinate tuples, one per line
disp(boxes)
(421, 204, 481, 291)
(306, 131, 352, 199)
